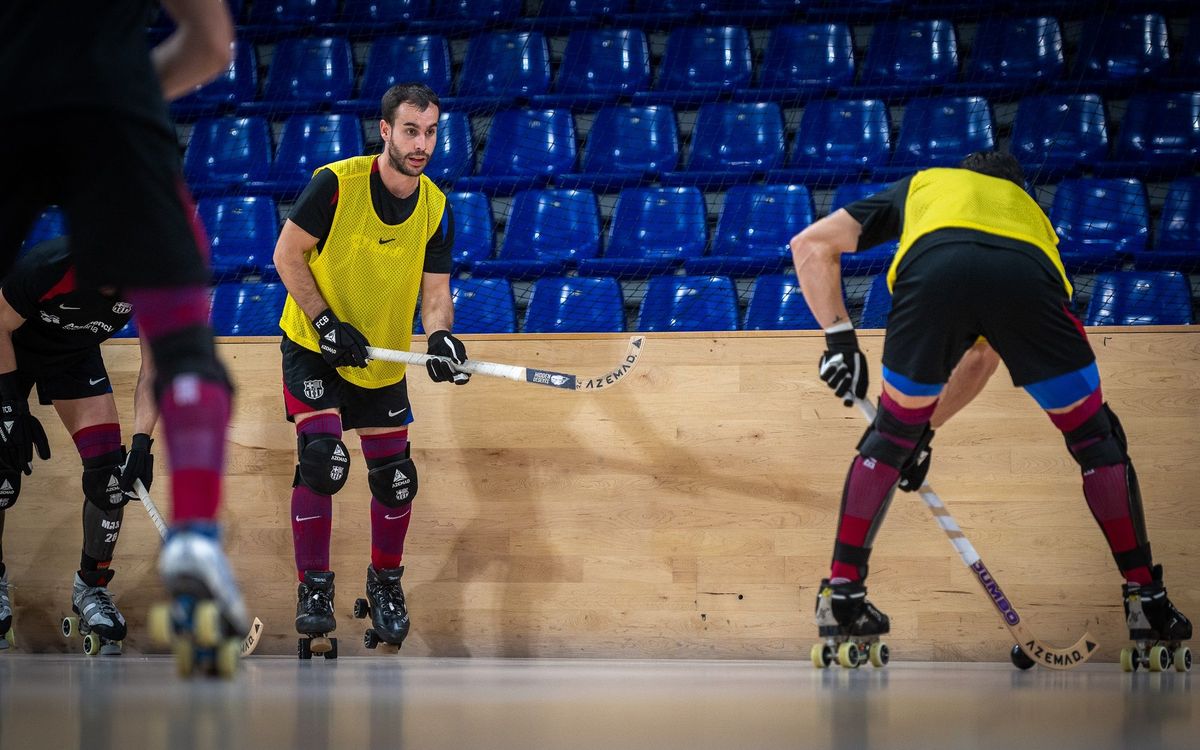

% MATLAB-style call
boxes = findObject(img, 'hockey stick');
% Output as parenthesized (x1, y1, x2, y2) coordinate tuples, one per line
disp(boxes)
(366, 335, 646, 392)
(134, 480, 265, 656)
(853, 398, 1097, 670)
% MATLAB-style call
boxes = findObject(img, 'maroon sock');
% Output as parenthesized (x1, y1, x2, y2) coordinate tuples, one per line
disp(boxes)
(291, 415, 340, 579)
(126, 286, 229, 525)
(72, 423, 121, 460)
(362, 430, 410, 570)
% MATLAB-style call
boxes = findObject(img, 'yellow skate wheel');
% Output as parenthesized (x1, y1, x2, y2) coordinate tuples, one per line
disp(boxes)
(1173, 646, 1191, 672)
(193, 601, 221, 648)
(811, 643, 831, 669)
(61, 617, 78, 638)
(215, 639, 240, 679)
(83, 633, 102, 657)
(837, 641, 860, 669)
(1119, 647, 1138, 672)
(148, 604, 173, 645)
(172, 640, 195, 678)
(1149, 645, 1169, 672)
(868, 641, 889, 668)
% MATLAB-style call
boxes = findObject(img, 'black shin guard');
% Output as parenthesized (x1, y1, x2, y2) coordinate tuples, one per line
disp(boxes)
(81, 499, 124, 572)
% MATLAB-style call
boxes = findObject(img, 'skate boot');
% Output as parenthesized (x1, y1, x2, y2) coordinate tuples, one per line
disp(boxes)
(295, 570, 338, 660)
(811, 579, 890, 669)
(62, 571, 126, 656)
(0, 570, 13, 650)
(1119, 565, 1192, 673)
(148, 523, 249, 678)
(353, 565, 410, 650)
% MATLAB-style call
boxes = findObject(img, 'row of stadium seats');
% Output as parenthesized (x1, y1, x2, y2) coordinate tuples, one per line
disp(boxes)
(186, 270, 1193, 337)
(26, 177, 1200, 281)
(172, 15, 1200, 119)
(181, 92, 1200, 197)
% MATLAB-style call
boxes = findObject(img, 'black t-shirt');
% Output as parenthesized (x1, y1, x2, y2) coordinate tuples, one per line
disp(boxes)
(2, 238, 132, 370)
(287, 164, 455, 274)
(0, 0, 170, 129)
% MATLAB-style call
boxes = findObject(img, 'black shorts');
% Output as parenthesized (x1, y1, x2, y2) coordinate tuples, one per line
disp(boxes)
(15, 347, 113, 405)
(281, 337, 415, 431)
(882, 240, 1096, 390)
(0, 111, 209, 288)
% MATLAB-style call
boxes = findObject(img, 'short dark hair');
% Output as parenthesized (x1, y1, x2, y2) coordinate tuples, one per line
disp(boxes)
(958, 151, 1025, 187)
(381, 83, 440, 124)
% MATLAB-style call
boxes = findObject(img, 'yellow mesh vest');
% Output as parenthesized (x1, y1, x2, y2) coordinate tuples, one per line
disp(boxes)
(279, 156, 447, 388)
(886, 168, 1071, 297)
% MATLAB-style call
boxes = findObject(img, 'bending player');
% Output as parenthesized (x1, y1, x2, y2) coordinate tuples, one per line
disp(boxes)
(0, 238, 156, 654)
(272, 83, 467, 656)
(790, 151, 1191, 666)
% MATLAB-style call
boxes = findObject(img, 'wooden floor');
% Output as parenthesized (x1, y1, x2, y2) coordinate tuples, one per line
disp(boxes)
(0, 655, 1195, 750)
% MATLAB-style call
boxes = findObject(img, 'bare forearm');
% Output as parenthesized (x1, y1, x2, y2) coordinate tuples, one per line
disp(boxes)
(132, 362, 159, 436)
(421, 294, 455, 334)
(0, 332, 16, 374)
(276, 253, 329, 321)
(794, 250, 852, 329)
(153, 0, 234, 101)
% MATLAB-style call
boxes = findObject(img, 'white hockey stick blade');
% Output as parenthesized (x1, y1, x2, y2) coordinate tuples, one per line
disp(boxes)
(368, 335, 646, 392)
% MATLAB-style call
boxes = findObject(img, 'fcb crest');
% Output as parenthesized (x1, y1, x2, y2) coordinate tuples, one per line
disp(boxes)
(112, 302, 133, 314)
(303, 379, 325, 400)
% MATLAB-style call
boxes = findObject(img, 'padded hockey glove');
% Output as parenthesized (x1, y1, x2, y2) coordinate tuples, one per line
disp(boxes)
(897, 430, 933, 492)
(819, 328, 868, 406)
(0, 371, 50, 475)
(118, 432, 154, 499)
(426, 330, 471, 385)
(313, 308, 371, 369)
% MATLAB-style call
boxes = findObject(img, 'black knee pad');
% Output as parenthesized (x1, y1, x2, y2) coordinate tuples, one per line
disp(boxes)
(147, 324, 232, 399)
(856, 399, 933, 472)
(293, 432, 351, 495)
(367, 446, 418, 509)
(82, 449, 129, 510)
(0, 468, 20, 510)
(1063, 403, 1128, 470)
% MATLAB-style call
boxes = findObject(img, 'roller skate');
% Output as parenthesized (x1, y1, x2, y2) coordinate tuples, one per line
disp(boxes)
(62, 571, 125, 656)
(148, 523, 248, 678)
(353, 565, 410, 651)
(1119, 566, 1192, 673)
(811, 579, 890, 669)
(0, 570, 13, 650)
(296, 570, 338, 660)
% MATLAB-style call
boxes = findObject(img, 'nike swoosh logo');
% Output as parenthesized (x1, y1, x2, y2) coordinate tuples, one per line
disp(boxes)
(89, 378, 107, 386)
(384, 510, 411, 521)
(378, 238, 396, 244)
(60, 304, 81, 310)
(388, 408, 407, 417)
(294, 515, 321, 523)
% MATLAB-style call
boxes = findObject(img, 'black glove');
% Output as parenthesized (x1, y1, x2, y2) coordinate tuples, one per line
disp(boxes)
(426, 330, 471, 385)
(0, 371, 50, 475)
(819, 328, 868, 406)
(119, 432, 154, 499)
(898, 430, 933, 492)
(313, 308, 370, 369)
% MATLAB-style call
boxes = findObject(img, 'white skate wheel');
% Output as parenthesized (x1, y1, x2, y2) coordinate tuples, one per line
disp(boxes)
(83, 633, 102, 657)
(810, 643, 830, 669)
(61, 617, 78, 638)
(1119, 647, 1138, 672)
(1174, 646, 1191, 672)
(868, 641, 889, 668)
(1149, 645, 1169, 672)
(837, 641, 860, 669)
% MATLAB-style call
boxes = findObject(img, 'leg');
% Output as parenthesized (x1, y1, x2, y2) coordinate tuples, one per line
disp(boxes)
(358, 426, 416, 648)
(0, 510, 10, 647)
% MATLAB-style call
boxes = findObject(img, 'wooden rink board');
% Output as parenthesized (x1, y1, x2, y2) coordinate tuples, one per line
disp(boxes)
(3, 329, 1197, 661)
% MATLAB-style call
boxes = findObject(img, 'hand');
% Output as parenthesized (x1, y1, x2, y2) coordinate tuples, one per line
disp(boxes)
(0, 372, 51, 475)
(426, 330, 470, 385)
(312, 308, 370, 369)
(119, 432, 154, 498)
(819, 328, 868, 406)
(898, 430, 933, 492)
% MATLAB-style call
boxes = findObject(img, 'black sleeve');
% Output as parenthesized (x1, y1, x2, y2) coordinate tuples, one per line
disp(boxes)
(422, 202, 455, 274)
(286, 168, 339, 243)
(843, 176, 912, 251)
(1, 238, 72, 320)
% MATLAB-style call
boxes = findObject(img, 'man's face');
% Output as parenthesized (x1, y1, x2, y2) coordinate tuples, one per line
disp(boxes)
(381, 102, 440, 177)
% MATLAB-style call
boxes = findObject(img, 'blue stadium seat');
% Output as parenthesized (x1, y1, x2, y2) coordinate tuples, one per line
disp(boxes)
(472, 189, 600, 279)
(632, 26, 753, 106)
(1134, 177, 1200, 271)
(245, 0, 339, 32)
(523, 276, 626, 333)
(21, 207, 66, 252)
(1072, 13, 1171, 92)
(1011, 94, 1109, 182)
(249, 114, 364, 197)
(455, 109, 577, 196)
(873, 96, 994, 179)
(330, 0, 430, 35)
(744, 274, 822, 330)
(577, 187, 706, 278)
(1084, 271, 1192, 326)
(412, 0, 523, 34)
(210, 282, 289, 336)
(638, 275, 739, 332)
(736, 23, 855, 103)
(532, 29, 651, 110)
(445, 192, 494, 268)
(1051, 178, 1148, 273)
(709, 0, 810, 25)
(337, 35, 451, 114)
(429, 111, 476, 187)
(660, 102, 785, 188)
(953, 16, 1063, 99)
(776, 99, 891, 186)
(450, 278, 517, 333)
(808, 0, 900, 21)
(555, 105, 679, 192)
(198, 196, 280, 280)
(613, 0, 712, 29)
(242, 37, 354, 114)
(523, 0, 631, 32)
(1096, 92, 1200, 180)
(112, 320, 139, 339)
(685, 184, 813, 277)
(833, 182, 898, 276)
(856, 19, 959, 101)
(859, 273, 892, 329)
(172, 41, 258, 119)
(1164, 13, 1200, 88)
(455, 31, 552, 112)
(184, 116, 273, 195)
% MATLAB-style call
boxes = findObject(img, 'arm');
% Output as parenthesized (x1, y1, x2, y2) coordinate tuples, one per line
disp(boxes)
(132, 334, 159, 436)
(789, 209, 863, 329)
(419, 273, 469, 385)
(273, 219, 330, 320)
(419, 272, 455, 335)
(0, 291, 26, 375)
(930, 341, 1001, 429)
(153, 0, 235, 101)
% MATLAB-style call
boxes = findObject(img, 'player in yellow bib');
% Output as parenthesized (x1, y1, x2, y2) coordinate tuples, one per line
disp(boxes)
(273, 83, 469, 654)
(790, 151, 1190, 663)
